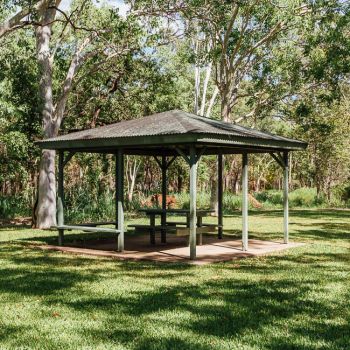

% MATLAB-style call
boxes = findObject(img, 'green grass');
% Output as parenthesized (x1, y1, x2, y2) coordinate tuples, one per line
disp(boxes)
(0, 209, 349, 350)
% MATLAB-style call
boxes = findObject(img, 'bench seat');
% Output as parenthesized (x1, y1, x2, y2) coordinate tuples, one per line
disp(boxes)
(74, 221, 116, 227)
(128, 224, 173, 231)
(166, 221, 187, 226)
(54, 225, 120, 234)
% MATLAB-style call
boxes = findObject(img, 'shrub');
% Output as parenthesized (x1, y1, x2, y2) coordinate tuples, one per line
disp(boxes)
(254, 188, 322, 208)
(254, 190, 283, 206)
(175, 192, 211, 209)
(65, 187, 115, 223)
(174, 192, 242, 214)
(289, 188, 319, 207)
(0, 195, 31, 219)
(223, 193, 242, 213)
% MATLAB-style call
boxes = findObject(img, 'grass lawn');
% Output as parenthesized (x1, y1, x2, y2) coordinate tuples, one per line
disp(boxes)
(0, 209, 349, 350)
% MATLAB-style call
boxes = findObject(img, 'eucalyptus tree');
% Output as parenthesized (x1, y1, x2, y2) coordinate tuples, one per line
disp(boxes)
(132, 0, 350, 121)
(291, 86, 350, 200)
(0, 0, 143, 227)
(132, 1, 304, 122)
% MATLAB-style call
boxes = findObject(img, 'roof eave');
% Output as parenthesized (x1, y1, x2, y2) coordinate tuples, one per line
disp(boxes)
(37, 132, 307, 152)
(197, 135, 308, 151)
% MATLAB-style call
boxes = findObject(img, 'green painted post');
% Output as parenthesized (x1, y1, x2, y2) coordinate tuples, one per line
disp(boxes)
(189, 146, 197, 260)
(283, 151, 289, 244)
(161, 155, 167, 243)
(57, 150, 64, 246)
(242, 153, 248, 251)
(116, 149, 124, 252)
(218, 152, 223, 239)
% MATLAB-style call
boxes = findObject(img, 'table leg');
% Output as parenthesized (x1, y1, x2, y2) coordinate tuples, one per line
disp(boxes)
(197, 216, 203, 245)
(150, 214, 156, 245)
(161, 212, 166, 243)
(186, 214, 190, 228)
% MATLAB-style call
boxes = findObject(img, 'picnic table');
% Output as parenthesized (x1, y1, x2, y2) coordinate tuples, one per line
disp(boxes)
(129, 208, 216, 245)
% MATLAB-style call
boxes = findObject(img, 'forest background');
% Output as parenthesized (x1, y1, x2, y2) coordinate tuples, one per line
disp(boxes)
(0, 0, 349, 226)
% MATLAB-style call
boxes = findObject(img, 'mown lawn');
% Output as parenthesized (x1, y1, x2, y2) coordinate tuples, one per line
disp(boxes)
(0, 209, 349, 350)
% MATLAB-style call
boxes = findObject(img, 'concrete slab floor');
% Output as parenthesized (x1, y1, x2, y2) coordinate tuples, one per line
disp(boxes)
(33, 233, 305, 265)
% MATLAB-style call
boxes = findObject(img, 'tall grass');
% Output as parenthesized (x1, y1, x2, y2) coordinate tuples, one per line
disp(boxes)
(65, 187, 115, 223)
(176, 192, 242, 214)
(1, 187, 348, 221)
(254, 188, 324, 208)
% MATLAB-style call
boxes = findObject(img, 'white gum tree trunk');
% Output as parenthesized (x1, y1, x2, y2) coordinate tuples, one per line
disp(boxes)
(34, 1, 91, 228)
(35, 3, 58, 228)
(126, 156, 141, 203)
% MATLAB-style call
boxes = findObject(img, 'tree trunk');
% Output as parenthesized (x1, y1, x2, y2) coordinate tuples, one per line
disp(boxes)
(34, 3, 58, 229)
(208, 89, 232, 212)
(36, 149, 57, 228)
(210, 174, 218, 216)
(177, 170, 183, 193)
(127, 157, 140, 203)
(205, 86, 219, 117)
(221, 92, 232, 122)
(200, 62, 212, 115)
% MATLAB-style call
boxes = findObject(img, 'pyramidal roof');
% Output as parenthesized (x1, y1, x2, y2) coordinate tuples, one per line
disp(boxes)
(41, 110, 302, 142)
(38, 110, 307, 152)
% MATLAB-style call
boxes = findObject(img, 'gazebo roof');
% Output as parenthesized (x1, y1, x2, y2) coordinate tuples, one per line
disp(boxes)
(38, 109, 307, 155)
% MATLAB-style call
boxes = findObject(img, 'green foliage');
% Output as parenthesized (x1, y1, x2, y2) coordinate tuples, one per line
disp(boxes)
(256, 188, 326, 208)
(254, 190, 283, 207)
(0, 0, 349, 223)
(0, 194, 31, 218)
(3, 185, 349, 221)
(65, 187, 115, 223)
(289, 188, 322, 208)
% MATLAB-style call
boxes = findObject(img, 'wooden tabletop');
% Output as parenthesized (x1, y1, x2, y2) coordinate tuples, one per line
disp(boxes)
(138, 208, 214, 216)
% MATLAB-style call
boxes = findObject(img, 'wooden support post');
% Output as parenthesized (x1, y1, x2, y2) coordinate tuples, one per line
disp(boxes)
(116, 149, 124, 252)
(283, 151, 289, 244)
(242, 153, 248, 251)
(218, 152, 223, 239)
(161, 155, 167, 243)
(189, 146, 197, 260)
(57, 150, 64, 246)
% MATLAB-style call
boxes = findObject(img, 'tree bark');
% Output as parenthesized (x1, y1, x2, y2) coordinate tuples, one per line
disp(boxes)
(35, 2, 58, 228)
(221, 90, 233, 122)
(205, 86, 219, 117)
(200, 62, 212, 115)
(36, 150, 57, 228)
(126, 157, 140, 203)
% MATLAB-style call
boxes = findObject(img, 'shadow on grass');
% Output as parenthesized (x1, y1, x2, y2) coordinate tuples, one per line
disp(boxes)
(0, 209, 349, 349)
(247, 209, 350, 220)
(63, 253, 349, 348)
(291, 227, 350, 241)
(1, 240, 349, 349)
(0, 247, 100, 297)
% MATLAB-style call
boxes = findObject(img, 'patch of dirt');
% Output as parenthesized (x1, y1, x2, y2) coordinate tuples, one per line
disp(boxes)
(248, 194, 263, 209)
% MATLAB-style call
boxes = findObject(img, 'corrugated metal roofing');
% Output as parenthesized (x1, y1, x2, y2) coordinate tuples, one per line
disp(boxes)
(38, 109, 305, 145)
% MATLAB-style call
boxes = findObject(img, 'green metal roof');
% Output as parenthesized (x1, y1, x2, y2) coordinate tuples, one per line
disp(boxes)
(37, 110, 307, 154)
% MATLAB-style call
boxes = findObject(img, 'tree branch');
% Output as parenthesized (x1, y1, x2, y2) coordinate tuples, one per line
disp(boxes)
(0, 0, 48, 38)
